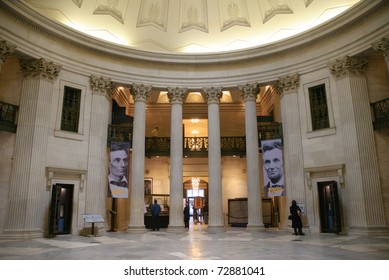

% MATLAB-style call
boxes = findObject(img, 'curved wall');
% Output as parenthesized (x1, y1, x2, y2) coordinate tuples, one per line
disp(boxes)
(0, 1, 388, 88)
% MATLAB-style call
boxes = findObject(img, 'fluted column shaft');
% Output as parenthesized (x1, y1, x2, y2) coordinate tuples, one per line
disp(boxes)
(128, 84, 151, 233)
(278, 74, 305, 228)
(238, 83, 264, 230)
(167, 87, 186, 231)
(204, 87, 225, 233)
(372, 35, 389, 76)
(3, 58, 61, 238)
(87, 76, 111, 221)
(329, 56, 386, 234)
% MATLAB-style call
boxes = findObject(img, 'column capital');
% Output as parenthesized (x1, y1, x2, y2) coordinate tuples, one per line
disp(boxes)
(276, 73, 299, 94)
(20, 58, 62, 81)
(0, 40, 16, 62)
(238, 83, 259, 102)
(203, 87, 223, 104)
(167, 87, 187, 104)
(328, 56, 368, 78)
(372, 35, 389, 57)
(130, 83, 152, 102)
(90, 75, 112, 95)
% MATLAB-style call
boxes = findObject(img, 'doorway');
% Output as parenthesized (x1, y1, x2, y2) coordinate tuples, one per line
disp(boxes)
(49, 184, 74, 236)
(318, 181, 341, 233)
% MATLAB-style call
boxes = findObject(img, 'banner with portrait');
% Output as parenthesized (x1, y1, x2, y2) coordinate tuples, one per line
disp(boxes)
(261, 139, 285, 196)
(108, 142, 130, 198)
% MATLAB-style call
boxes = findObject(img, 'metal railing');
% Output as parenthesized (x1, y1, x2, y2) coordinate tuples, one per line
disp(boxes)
(0, 100, 18, 133)
(108, 122, 283, 158)
(371, 98, 389, 130)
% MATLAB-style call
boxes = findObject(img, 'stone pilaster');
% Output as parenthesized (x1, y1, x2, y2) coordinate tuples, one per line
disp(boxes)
(203, 87, 225, 233)
(87, 75, 111, 229)
(127, 83, 152, 233)
(277, 74, 305, 228)
(167, 87, 187, 232)
(329, 56, 387, 235)
(2, 58, 61, 239)
(0, 40, 16, 71)
(372, 35, 389, 76)
(238, 83, 265, 231)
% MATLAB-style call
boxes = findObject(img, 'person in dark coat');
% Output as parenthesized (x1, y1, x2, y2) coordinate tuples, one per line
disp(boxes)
(151, 199, 161, 231)
(183, 202, 190, 230)
(290, 200, 305, 236)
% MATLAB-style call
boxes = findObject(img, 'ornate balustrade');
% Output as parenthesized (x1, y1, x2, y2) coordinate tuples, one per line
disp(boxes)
(0, 100, 18, 133)
(371, 98, 389, 130)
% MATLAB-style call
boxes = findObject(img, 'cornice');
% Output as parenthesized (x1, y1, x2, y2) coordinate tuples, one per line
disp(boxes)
(0, 0, 387, 65)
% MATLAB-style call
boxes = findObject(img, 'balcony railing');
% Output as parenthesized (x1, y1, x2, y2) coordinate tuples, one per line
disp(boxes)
(0, 100, 18, 133)
(108, 122, 283, 158)
(371, 98, 389, 130)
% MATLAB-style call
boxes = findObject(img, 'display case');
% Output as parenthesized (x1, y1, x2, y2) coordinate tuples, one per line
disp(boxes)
(144, 194, 170, 228)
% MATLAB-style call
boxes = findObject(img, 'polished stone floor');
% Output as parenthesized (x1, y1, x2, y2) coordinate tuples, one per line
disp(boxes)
(1, 222, 389, 260)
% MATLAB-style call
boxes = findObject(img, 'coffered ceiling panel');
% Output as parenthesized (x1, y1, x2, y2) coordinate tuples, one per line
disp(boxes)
(25, 0, 361, 54)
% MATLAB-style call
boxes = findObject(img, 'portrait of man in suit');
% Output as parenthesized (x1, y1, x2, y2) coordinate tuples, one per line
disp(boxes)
(108, 142, 129, 198)
(261, 139, 285, 196)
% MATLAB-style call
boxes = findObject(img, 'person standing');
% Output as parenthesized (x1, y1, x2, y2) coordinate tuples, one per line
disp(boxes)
(290, 200, 305, 236)
(151, 199, 161, 231)
(183, 202, 190, 230)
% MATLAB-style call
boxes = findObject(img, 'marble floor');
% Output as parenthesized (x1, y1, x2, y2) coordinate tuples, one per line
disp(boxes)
(1, 223, 389, 260)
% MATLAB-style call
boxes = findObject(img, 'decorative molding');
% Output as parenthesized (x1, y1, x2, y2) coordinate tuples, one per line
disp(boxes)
(258, 0, 293, 24)
(372, 35, 389, 57)
(304, 0, 314, 8)
(46, 167, 87, 192)
(203, 87, 223, 104)
(276, 73, 299, 94)
(137, 0, 168, 32)
(90, 75, 112, 94)
(179, 0, 208, 33)
(238, 83, 259, 101)
(167, 87, 187, 104)
(93, 0, 127, 24)
(328, 56, 368, 78)
(20, 58, 62, 81)
(304, 164, 345, 190)
(0, 39, 16, 62)
(72, 0, 83, 8)
(219, 0, 251, 32)
(130, 83, 152, 102)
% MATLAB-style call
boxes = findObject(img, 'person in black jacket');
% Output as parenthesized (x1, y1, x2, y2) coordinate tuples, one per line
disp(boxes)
(151, 199, 161, 231)
(183, 202, 190, 230)
(290, 200, 305, 236)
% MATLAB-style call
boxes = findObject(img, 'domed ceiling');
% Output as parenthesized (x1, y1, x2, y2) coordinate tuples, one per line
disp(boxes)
(24, 0, 360, 54)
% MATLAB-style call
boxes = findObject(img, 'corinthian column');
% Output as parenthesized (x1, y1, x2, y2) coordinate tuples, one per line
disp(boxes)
(372, 35, 389, 76)
(277, 74, 305, 229)
(0, 40, 16, 71)
(167, 87, 187, 232)
(238, 83, 264, 231)
(203, 87, 225, 233)
(2, 58, 61, 239)
(127, 83, 152, 233)
(87, 76, 111, 232)
(329, 56, 387, 235)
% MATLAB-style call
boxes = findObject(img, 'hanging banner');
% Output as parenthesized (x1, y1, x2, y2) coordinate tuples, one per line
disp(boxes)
(261, 139, 285, 196)
(108, 142, 130, 198)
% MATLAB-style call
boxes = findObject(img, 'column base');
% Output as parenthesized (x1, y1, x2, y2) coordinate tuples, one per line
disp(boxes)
(0, 229, 43, 240)
(349, 226, 389, 236)
(127, 225, 147, 234)
(245, 224, 266, 232)
(207, 225, 225, 233)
